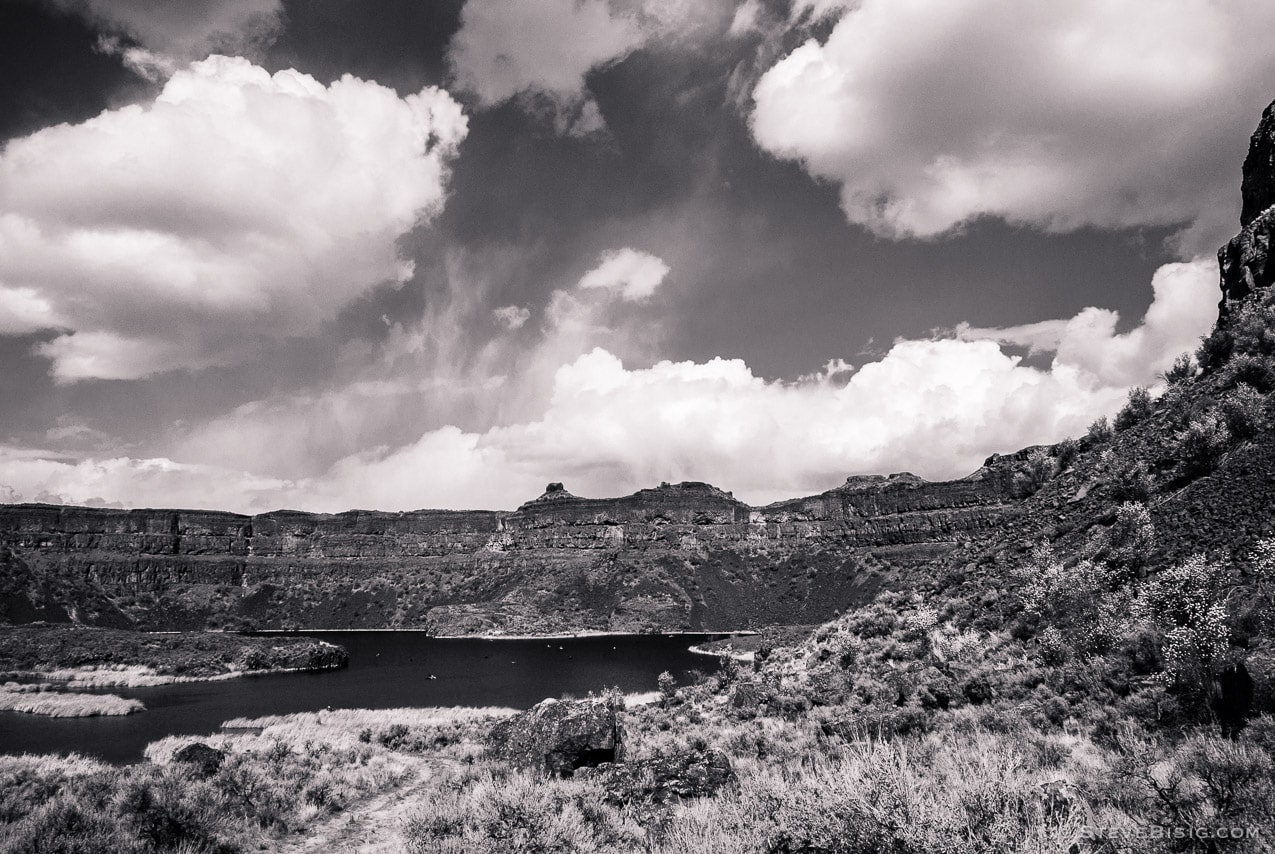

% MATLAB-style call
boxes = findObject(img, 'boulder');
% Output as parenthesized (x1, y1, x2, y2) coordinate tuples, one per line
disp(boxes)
(486, 697, 625, 776)
(172, 742, 225, 778)
(578, 748, 736, 806)
(730, 681, 762, 714)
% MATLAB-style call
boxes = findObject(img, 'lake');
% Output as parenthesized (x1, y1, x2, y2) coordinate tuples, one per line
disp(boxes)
(0, 631, 727, 763)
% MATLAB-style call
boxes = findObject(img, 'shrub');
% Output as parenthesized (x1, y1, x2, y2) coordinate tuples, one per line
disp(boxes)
(1090, 502, 1155, 580)
(1104, 729, 1275, 849)
(1114, 386, 1153, 430)
(657, 671, 677, 704)
(1109, 461, 1152, 502)
(1016, 543, 1131, 654)
(1087, 415, 1114, 442)
(1198, 322, 1234, 371)
(1222, 353, 1275, 392)
(1133, 555, 1231, 691)
(1163, 352, 1197, 384)
(1013, 448, 1058, 497)
(1174, 411, 1232, 475)
(1226, 294, 1275, 358)
(402, 772, 641, 853)
(1221, 383, 1268, 439)
(1200, 293, 1275, 371)
(1054, 437, 1081, 470)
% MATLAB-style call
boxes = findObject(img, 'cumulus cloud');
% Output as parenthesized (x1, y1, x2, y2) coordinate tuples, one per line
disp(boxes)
(493, 305, 532, 330)
(750, 0, 1275, 252)
(52, 0, 283, 61)
(0, 55, 467, 381)
(728, 0, 764, 36)
(1, 259, 1218, 512)
(447, 0, 741, 132)
(448, 0, 642, 127)
(577, 248, 670, 301)
(0, 444, 291, 513)
(957, 260, 1218, 388)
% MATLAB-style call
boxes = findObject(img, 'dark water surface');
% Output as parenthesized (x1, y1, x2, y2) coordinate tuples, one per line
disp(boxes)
(0, 632, 724, 763)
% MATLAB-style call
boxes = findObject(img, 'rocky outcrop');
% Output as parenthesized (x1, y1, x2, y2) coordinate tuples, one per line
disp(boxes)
(172, 743, 225, 778)
(486, 697, 625, 776)
(1220, 101, 1275, 311)
(578, 748, 736, 805)
(1241, 102, 1275, 227)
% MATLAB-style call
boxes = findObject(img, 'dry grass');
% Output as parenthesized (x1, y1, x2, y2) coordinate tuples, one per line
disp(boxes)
(6, 661, 335, 688)
(220, 704, 516, 732)
(0, 682, 143, 716)
(0, 753, 112, 779)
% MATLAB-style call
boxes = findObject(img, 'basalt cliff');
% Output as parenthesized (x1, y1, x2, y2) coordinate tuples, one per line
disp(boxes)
(0, 460, 1035, 634)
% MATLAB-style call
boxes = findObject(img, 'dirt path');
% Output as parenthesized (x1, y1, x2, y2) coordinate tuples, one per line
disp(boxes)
(277, 756, 456, 854)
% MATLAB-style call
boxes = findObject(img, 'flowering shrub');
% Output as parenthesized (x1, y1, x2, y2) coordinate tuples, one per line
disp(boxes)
(904, 605, 940, 636)
(1016, 544, 1127, 655)
(1133, 555, 1231, 687)
(1174, 411, 1232, 475)
(1088, 502, 1155, 580)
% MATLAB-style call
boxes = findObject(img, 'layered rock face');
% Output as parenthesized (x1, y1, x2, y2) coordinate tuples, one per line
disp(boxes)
(1220, 101, 1275, 310)
(0, 458, 1027, 633)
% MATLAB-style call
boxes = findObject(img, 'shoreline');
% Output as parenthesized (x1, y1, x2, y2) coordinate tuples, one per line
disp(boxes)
(249, 628, 760, 640)
(1, 660, 347, 689)
(688, 643, 756, 663)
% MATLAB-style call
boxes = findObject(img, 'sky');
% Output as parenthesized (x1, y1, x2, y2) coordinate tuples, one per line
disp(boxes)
(0, 0, 1271, 513)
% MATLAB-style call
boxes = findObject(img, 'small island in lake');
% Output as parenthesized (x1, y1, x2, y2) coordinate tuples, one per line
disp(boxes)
(0, 624, 348, 689)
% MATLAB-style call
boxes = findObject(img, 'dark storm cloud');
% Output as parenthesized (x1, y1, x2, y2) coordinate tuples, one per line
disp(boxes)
(0, 2, 144, 141)
(265, 0, 463, 93)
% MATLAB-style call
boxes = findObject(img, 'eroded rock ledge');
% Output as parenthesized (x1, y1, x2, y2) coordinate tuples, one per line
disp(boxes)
(0, 456, 1031, 634)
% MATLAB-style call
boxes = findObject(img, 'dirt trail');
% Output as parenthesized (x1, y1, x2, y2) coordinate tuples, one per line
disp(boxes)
(276, 756, 456, 854)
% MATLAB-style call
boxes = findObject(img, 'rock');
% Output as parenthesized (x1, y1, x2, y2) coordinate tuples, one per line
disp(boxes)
(486, 697, 625, 776)
(1241, 102, 1275, 228)
(1213, 661, 1255, 737)
(1220, 100, 1275, 312)
(577, 748, 737, 806)
(730, 681, 762, 713)
(172, 742, 225, 777)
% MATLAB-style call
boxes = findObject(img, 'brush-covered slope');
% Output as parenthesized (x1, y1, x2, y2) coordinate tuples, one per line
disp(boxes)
(742, 98, 1275, 740)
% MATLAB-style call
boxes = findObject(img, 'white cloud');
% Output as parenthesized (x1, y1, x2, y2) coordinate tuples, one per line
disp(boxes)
(1, 260, 1218, 512)
(493, 305, 532, 330)
(54, 0, 283, 61)
(448, 0, 643, 109)
(750, 0, 1275, 252)
(0, 286, 61, 334)
(0, 55, 467, 381)
(957, 259, 1217, 388)
(0, 445, 291, 514)
(577, 248, 670, 301)
(728, 0, 764, 36)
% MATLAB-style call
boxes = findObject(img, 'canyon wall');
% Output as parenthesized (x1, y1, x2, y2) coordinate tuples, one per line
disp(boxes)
(0, 456, 1030, 634)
